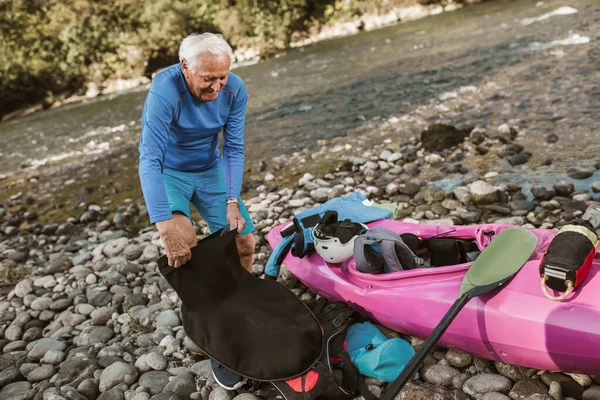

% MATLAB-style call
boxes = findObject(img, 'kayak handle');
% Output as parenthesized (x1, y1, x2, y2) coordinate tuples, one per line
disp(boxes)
(541, 275, 573, 301)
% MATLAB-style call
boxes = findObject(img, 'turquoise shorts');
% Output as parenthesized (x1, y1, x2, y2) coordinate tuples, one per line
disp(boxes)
(163, 163, 255, 236)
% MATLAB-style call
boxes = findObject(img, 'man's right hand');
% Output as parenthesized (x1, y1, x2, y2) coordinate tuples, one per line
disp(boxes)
(156, 219, 192, 268)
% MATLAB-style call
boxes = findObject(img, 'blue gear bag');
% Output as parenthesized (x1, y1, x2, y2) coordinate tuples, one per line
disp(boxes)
(265, 192, 392, 279)
(345, 321, 415, 383)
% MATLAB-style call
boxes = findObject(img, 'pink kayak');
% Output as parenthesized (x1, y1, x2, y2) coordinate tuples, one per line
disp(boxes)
(266, 220, 600, 375)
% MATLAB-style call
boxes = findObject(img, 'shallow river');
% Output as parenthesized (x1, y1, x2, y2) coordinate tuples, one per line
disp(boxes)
(1, 0, 598, 195)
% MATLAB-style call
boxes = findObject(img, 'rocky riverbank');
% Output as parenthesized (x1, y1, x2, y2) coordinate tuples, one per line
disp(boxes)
(1, 125, 600, 400)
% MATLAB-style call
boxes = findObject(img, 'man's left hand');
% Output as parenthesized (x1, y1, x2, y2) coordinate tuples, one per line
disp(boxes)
(226, 203, 245, 233)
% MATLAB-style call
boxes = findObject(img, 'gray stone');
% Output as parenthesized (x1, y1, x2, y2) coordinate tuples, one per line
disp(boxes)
(30, 297, 53, 311)
(98, 345, 125, 358)
(41, 386, 66, 400)
(145, 352, 167, 371)
(398, 182, 420, 196)
(150, 392, 184, 400)
(0, 381, 32, 400)
(47, 255, 73, 274)
(3, 339, 27, 352)
(19, 363, 38, 378)
(510, 200, 536, 213)
(0, 309, 16, 324)
(232, 395, 261, 400)
(208, 387, 235, 400)
(565, 374, 593, 388)
(190, 360, 212, 379)
(553, 180, 574, 197)
(525, 395, 553, 400)
(69, 265, 93, 281)
(123, 245, 143, 261)
(116, 262, 144, 275)
(453, 373, 472, 390)
(567, 168, 595, 180)
(463, 374, 512, 397)
(134, 354, 150, 373)
(138, 371, 171, 396)
(99, 362, 139, 392)
(0, 351, 27, 370)
(103, 271, 126, 285)
(446, 349, 473, 368)
(99, 356, 125, 368)
(508, 152, 531, 166)
(55, 352, 98, 387)
(91, 307, 115, 325)
(103, 238, 129, 258)
(422, 364, 461, 387)
(469, 181, 500, 205)
(42, 349, 65, 365)
(508, 379, 549, 399)
(483, 393, 511, 400)
(49, 299, 72, 312)
(27, 338, 67, 361)
(57, 311, 86, 327)
(163, 373, 196, 398)
(548, 381, 562, 400)
(396, 381, 453, 400)
(0, 366, 23, 387)
(139, 246, 160, 263)
(72, 252, 92, 266)
(493, 216, 525, 225)
(74, 326, 115, 346)
(421, 124, 469, 152)
(14, 279, 34, 298)
(121, 294, 148, 312)
(493, 362, 537, 382)
(583, 386, 600, 400)
(77, 378, 100, 399)
(86, 287, 113, 307)
(531, 187, 556, 201)
(98, 388, 125, 400)
(59, 386, 89, 400)
(155, 310, 180, 328)
(26, 364, 55, 382)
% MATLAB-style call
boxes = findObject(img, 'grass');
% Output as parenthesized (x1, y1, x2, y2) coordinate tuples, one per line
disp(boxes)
(0, 263, 30, 286)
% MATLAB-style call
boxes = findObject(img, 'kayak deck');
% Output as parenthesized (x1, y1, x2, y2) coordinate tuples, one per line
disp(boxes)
(266, 220, 600, 375)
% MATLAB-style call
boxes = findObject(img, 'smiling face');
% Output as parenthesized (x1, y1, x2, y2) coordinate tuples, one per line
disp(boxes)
(181, 52, 231, 102)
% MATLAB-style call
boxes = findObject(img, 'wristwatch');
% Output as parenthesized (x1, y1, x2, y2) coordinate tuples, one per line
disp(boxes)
(226, 196, 239, 206)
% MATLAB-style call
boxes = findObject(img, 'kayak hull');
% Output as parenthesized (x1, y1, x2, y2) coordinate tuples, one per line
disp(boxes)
(266, 220, 600, 375)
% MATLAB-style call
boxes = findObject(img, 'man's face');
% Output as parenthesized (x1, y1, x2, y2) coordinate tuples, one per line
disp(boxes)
(181, 53, 230, 102)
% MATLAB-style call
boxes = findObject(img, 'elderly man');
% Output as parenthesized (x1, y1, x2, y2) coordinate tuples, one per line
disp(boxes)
(138, 33, 254, 390)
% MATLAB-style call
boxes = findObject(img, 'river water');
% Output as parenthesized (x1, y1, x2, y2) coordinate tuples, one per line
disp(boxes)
(1, 0, 598, 195)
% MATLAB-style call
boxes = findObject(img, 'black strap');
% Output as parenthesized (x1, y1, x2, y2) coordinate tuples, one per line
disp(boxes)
(157, 256, 174, 276)
(275, 239, 294, 267)
(341, 352, 379, 400)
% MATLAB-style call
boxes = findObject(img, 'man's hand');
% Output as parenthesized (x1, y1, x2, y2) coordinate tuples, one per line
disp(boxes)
(226, 203, 245, 233)
(156, 219, 192, 268)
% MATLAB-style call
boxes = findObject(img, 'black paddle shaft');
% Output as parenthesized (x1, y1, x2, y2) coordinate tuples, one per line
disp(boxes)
(382, 291, 473, 400)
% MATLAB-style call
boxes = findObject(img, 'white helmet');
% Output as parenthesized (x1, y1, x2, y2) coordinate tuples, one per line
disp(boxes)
(313, 211, 368, 264)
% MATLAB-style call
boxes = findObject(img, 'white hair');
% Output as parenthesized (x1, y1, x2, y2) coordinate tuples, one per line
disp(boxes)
(179, 33, 234, 71)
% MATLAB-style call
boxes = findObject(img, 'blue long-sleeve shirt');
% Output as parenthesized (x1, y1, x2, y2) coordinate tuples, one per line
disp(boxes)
(138, 64, 248, 223)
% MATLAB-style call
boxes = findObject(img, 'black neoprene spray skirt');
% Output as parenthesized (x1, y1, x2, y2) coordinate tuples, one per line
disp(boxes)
(158, 228, 323, 381)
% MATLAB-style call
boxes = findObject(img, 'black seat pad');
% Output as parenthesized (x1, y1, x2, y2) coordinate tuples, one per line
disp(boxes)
(158, 228, 322, 381)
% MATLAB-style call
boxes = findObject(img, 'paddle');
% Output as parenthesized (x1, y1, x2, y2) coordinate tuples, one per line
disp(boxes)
(382, 227, 538, 400)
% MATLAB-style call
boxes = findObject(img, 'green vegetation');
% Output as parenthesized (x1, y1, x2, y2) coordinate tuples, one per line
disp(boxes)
(0, 262, 29, 286)
(0, 0, 455, 118)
